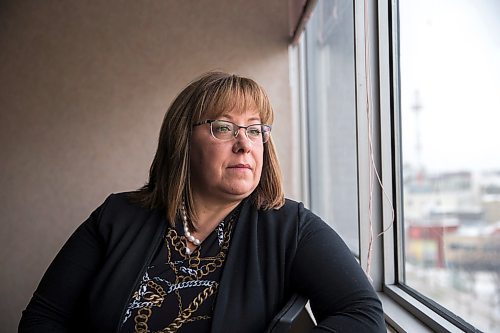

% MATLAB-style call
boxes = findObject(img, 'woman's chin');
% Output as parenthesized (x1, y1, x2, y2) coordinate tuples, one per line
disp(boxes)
(222, 184, 257, 200)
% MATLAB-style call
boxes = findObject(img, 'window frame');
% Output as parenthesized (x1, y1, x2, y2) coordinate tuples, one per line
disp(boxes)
(381, 1, 491, 332)
(290, 0, 488, 331)
(372, 1, 486, 332)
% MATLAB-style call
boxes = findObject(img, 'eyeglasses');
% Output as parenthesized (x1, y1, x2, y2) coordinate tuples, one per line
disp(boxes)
(193, 119, 272, 143)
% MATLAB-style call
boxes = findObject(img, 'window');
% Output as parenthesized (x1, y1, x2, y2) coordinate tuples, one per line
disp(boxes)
(291, 0, 500, 331)
(304, 0, 359, 254)
(398, 0, 500, 331)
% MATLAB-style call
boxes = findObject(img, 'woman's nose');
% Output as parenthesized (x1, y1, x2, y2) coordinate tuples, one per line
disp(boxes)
(232, 128, 252, 153)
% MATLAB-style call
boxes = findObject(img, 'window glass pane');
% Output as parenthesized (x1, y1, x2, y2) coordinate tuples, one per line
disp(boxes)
(305, 0, 359, 253)
(399, 1, 500, 331)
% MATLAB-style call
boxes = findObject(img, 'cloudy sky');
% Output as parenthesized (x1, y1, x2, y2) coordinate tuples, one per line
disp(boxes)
(399, 0, 500, 173)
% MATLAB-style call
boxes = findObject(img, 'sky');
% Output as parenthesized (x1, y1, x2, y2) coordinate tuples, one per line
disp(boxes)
(399, 0, 500, 173)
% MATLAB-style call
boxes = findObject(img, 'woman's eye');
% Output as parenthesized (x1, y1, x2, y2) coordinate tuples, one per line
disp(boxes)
(216, 125, 231, 132)
(248, 128, 262, 136)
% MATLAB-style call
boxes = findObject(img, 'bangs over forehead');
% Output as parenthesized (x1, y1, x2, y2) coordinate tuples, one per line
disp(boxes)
(192, 74, 274, 125)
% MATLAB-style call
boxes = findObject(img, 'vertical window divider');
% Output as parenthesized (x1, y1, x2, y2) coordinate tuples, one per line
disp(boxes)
(354, 0, 371, 281)
(298, 35, 311, 207)
(287, 36, 311, 204)
(389, 0, 406, 286)
(378, 0, 397, 286)
(354, 0, 384, 291)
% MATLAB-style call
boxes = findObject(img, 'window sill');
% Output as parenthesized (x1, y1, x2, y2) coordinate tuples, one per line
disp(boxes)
(379, 286, 466, 333)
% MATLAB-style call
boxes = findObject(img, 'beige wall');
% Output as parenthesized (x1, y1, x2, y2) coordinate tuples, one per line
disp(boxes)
(0, 1, 294, 329)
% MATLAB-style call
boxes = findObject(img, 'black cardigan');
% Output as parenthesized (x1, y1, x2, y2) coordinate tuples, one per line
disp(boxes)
(19, 193, 385, 332)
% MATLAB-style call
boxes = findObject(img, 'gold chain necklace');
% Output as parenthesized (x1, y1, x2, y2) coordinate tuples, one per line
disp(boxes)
(132, 213, 235, 333)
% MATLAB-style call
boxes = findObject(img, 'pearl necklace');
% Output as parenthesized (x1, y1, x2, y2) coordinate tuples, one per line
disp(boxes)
(181, 201, 201, 255)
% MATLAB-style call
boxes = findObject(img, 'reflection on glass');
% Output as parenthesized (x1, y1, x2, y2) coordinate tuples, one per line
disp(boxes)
(305, 0, 359, 253)
(400, 0, 500, 331)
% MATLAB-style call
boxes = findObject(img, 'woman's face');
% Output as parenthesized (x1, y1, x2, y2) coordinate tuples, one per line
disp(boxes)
(189, 108, 265, 206)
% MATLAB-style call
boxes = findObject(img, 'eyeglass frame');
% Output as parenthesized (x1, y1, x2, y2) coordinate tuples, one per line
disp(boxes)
(193, 119, 272, 143)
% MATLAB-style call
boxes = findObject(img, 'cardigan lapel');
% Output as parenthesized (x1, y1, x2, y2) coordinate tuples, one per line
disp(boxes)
(210, 199, 270, 332)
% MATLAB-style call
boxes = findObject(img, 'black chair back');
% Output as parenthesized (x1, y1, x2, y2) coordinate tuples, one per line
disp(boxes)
(267, 294, 315, 333)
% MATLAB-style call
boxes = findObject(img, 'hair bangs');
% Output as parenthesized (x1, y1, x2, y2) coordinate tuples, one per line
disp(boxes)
(193, 75, 274, 125)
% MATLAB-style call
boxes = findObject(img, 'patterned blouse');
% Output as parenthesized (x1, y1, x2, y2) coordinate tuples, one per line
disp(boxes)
(120, 206, 240, 333)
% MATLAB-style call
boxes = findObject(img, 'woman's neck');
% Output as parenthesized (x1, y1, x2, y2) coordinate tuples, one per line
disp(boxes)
(190, 196, 242, 238)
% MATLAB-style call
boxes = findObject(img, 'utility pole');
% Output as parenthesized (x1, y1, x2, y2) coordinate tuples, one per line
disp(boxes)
(412, 90, 423, 179)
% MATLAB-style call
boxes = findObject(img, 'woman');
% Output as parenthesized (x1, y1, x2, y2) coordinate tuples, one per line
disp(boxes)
(19, 72, 385, 332)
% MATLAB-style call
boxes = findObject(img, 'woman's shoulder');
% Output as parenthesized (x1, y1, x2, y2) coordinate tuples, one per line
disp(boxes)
(253, 198, 325, 233)
(92, 191, 165, 230)
(259, 198, 318, 221)
(100, 191, 154, 212)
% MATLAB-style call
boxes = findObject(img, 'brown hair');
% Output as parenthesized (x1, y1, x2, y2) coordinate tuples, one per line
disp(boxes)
(130, 72, 285, 226)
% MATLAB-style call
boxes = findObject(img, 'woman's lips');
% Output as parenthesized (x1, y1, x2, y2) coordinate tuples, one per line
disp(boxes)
(228, 163, 252, 170)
